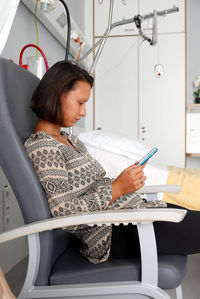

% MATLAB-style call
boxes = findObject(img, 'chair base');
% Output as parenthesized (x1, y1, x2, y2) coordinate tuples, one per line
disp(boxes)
(18, 231, 186, 299)
(18, 281, 174, 299)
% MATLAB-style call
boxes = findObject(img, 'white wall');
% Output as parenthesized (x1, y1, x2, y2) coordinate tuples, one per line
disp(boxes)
(65, 0, 85, 35)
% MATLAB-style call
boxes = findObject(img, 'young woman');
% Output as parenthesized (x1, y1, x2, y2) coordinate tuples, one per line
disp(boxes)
(25, 61, 200, 263)
(24, 61, 165, 263)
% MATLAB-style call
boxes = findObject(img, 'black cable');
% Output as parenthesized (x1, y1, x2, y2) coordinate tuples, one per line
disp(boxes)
(134, 14, 152, 45)
(134, 15, 142, 29)
(58, 0, 71, 60)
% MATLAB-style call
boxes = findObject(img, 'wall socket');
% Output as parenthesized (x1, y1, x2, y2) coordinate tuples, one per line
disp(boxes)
(2, 185, 10, 231)
(0, 189, 2, 233)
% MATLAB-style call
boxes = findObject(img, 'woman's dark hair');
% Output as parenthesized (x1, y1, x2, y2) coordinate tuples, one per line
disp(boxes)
(31, 60, 94, 125)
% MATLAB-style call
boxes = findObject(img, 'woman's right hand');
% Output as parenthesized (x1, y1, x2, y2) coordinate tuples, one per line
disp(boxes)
(109, 163, 146, 205)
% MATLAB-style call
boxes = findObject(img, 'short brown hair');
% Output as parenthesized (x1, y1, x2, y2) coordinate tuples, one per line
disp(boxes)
(31, 60, 94, 125)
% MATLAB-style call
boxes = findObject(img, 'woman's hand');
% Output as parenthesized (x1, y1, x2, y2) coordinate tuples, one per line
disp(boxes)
(109, 163, 146, 205)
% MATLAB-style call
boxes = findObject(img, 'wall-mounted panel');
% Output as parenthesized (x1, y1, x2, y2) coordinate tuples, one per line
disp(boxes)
(95, 36, 139, 139)
(139, 33, 185, 167)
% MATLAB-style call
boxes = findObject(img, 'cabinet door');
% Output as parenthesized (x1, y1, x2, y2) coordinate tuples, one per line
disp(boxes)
(139, 0, 185, 34)
(94, 0, 138, 36)
(95, 36, 139, 139)
(139, 33, 185, 167)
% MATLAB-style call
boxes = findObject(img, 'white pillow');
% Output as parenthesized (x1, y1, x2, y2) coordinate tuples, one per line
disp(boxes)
(79, 130, 152, 158)
(79, 130, 169, 188)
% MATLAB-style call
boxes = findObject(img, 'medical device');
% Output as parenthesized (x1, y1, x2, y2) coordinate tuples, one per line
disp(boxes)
(37, 0, 71, 60)
(18, 44, 49, 79)
(22, 0, 89, 64)
(19, 44, 49, 70)
(139, 148, 158, 166)
(79, 0, 179, 73)
(39, 0, 55, 12)
(1, 0, 179, 74)
(155, 64, 164, 78)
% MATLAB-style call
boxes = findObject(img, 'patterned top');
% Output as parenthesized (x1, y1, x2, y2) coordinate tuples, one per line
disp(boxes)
(24, 131, 167, 264)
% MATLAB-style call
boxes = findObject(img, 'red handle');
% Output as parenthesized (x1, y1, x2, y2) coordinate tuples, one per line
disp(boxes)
(19, 44, 49, 71)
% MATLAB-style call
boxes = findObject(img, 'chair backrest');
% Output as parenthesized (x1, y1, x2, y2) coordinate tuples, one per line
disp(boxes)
(0, 58, 67, 285)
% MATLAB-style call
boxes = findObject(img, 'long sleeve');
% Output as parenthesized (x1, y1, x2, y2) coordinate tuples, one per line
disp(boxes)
(25, 135, 114, 263)
(26, 145, 113, 217)
(24, 132, 166, 264)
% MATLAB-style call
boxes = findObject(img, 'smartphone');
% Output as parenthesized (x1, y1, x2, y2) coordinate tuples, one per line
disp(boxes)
(139, 147, 158, 166)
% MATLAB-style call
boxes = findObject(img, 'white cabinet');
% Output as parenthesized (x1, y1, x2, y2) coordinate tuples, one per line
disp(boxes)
(94, 0, 138, 36)
(186, 109, 200, 154)
(139, 33, 185, 167)
(139, 0, 185, 34)
(95, 36, 139, 139)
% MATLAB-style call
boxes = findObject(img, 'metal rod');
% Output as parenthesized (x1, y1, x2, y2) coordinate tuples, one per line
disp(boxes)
(142, 6, 179, 21)
(80, 0, 114, 63)
(82, 5, 179, 70)
(89, 0, 114, 74)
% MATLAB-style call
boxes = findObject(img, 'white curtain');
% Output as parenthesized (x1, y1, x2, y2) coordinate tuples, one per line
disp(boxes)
(0, 0, 20, 54)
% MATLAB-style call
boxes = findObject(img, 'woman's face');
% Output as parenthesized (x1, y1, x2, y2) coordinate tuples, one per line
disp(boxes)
(61, 80, 91, 127)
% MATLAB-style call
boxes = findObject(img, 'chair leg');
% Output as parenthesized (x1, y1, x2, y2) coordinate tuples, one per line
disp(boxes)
(0, 267, 16, 299)
(175, 285, 183, 299)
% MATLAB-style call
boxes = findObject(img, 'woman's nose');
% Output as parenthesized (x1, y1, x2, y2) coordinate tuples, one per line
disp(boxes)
(80, 104, 86, 117)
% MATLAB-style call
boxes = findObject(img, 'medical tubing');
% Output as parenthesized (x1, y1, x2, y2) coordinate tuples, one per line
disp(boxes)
(19, 44, 49, 71)
(58, 0, 71, 61)
(77, 39, 82, 63)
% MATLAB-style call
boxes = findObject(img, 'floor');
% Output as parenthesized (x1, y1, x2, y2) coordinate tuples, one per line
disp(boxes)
(6, 254, 200, 298)
(166, 254, 200, 299)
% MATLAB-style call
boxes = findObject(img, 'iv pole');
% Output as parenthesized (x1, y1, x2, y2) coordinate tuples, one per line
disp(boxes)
(79, 2, 179, 74)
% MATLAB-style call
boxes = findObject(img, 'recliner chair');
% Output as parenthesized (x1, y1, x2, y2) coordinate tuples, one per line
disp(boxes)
(0, 58, 187, 299)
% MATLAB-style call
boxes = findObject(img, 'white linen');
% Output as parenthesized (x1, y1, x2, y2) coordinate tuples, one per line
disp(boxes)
(0, 0, 20, 54)
(79, 130, 169, 200)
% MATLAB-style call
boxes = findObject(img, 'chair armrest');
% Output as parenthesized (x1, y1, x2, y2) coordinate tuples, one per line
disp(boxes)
(138, 184, 181, 194)
(0, 208, 186, 244)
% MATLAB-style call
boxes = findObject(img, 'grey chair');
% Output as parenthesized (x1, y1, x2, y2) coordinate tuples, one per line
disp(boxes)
(0, 57, 187, 299)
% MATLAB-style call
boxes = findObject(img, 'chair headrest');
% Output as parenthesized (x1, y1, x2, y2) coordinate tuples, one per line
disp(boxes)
(0, 58, 51, 223)
(0, 58, 39, 142)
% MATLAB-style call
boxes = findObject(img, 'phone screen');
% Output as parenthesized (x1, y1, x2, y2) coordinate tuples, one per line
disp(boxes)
(139, 148, 158, 165)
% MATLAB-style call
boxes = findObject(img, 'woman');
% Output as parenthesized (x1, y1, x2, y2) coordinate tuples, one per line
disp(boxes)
(24, 61, 200, 263)
(24, 61, 165, 263)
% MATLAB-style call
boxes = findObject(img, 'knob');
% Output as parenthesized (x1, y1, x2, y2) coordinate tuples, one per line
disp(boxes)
(140, 126, 147, 133)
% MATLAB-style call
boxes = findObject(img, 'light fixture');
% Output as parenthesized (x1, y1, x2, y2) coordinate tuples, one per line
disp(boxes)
(39, 0, 55, 13)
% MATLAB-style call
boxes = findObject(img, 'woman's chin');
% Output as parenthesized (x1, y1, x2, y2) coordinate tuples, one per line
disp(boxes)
(63, 122, 75, 128)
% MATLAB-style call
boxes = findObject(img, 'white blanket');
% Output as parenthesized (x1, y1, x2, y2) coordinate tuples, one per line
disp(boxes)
(79, 131, 169, 195)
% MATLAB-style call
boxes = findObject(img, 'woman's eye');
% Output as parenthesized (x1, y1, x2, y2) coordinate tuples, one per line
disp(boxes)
(79, 102, 83, 105)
